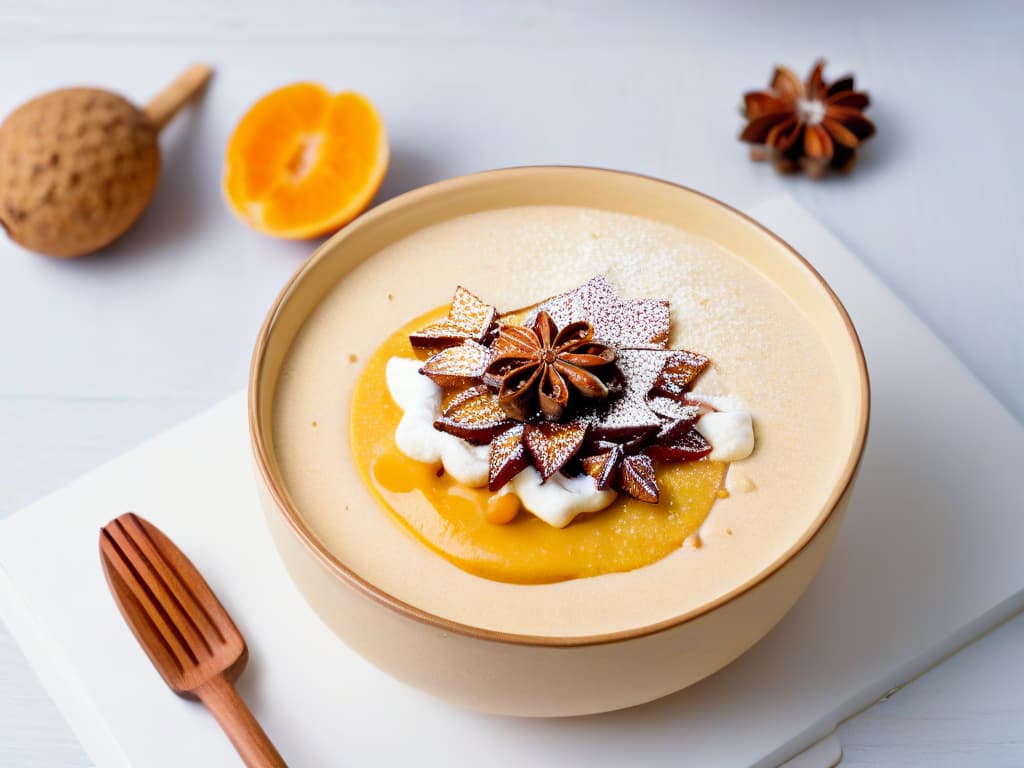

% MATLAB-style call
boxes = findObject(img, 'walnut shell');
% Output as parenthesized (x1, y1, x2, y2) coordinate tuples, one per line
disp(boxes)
(0, 88, 160, 258)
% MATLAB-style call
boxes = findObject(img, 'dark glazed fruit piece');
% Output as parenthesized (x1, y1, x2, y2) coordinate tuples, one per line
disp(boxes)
(651, 350, 710, 397)
(419, 340, 492, 388)
(618, 454, 659, 503)
(581, 445, 624, 490)
(653, 413, 700, 443)
(523, 420, 589, 480)
(488, 424, 528, 491)
(646, 428, 712, 462)
(410, 286, 497, 350)
(433, 385, 511, 444)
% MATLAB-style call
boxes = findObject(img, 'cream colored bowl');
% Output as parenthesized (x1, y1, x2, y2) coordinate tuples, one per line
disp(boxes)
(249, 167, 869, 716)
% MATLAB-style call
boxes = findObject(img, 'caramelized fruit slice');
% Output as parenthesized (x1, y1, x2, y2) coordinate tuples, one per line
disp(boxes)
(654, 413, 700, 443)
(410, 286, 496, 350)
(524, 420, 588, 480)
(581, 445, 624, 490)
(647, 428, 712, 462)
(419, 340, 492, 388)
(651, 350, 710, 397)
(488, 424, 528, 491)
(489, 323, 538, 357)
(618, 454, 659, 503)
(434, 385, 511, 444)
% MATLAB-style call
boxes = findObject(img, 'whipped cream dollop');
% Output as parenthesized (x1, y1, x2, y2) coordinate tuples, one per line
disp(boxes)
(695, 410, 755, 462)
(387, 358, 490, 486)
(508, 466, 617, 528)
(384, 356, 754, 528)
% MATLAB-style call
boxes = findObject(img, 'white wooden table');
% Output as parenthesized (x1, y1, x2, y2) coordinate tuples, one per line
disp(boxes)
(1, 1, 1021, 764)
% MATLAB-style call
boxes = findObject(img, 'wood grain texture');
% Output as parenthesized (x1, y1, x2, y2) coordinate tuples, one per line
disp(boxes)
(0, 0, 1021, 765)
(195, 676, 287, 768)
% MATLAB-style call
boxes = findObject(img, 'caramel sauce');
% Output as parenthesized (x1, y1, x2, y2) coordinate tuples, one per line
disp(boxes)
(350, 307, 726, 584)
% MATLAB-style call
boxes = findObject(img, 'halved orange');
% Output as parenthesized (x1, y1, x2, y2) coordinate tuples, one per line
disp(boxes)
(223, 83, 388, 239)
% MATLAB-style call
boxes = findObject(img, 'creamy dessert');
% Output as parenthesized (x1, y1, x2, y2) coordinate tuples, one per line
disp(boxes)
(272, 205, 846, 636)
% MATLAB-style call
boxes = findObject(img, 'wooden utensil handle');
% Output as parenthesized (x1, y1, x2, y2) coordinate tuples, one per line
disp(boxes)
(144, 63, 213, 132)
(196, 674, 287, 768)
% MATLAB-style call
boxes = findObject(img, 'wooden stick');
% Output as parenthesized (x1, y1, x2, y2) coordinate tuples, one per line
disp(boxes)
(195, 674, 287, 768)
(144, 63, 214, 132)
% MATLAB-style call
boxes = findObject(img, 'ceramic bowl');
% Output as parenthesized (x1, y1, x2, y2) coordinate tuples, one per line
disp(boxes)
(249, 166, 869, 716)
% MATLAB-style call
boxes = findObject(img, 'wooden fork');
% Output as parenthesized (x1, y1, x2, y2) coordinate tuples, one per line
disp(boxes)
(100, 512, 286, 767)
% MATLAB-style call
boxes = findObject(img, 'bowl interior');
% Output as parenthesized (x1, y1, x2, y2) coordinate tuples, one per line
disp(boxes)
(250, 166, 869, 643)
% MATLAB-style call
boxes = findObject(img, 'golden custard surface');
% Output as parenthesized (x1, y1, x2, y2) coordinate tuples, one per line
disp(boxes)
(271, 205, 848, 637)
(351, 308, 727, 584)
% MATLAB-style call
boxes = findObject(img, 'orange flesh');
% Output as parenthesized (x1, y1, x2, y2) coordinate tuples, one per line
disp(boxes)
(223, 83, 388, 239)
(350, 307, 727, 584)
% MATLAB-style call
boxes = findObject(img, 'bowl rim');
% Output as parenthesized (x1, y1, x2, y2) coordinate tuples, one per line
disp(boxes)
(249, 165, 870, 648)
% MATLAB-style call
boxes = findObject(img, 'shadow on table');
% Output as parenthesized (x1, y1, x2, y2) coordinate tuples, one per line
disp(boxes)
(375, 141, 449, 204)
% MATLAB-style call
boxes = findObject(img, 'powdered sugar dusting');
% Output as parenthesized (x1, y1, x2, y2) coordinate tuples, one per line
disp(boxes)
(410, 285, 496, 349)
(449, 206, 838, 461)
(588, 348, 676, 438)
(419, 340, 493, 387)
(534, 274, 670, 347)
(524, 420, 588, 479)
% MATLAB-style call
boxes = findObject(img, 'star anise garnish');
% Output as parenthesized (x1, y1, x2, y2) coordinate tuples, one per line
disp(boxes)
(482, 310, 617, 422)
(740, 59, 875, 177)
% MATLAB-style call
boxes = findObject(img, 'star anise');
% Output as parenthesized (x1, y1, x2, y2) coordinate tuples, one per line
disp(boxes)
(740, 59, 875, 177)
(482, 311, 617, 422)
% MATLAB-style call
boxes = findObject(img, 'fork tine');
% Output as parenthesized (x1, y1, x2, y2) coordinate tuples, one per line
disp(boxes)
(99, 526, 196, 673)
(123, 515, 244, 652)
(104, 515, 216, 664)
(120, 513, 226, 646)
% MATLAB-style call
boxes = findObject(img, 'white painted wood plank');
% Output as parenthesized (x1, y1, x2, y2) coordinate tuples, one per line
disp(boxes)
(839, 613, 1024, 767)
(0, 629, 91, 767)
